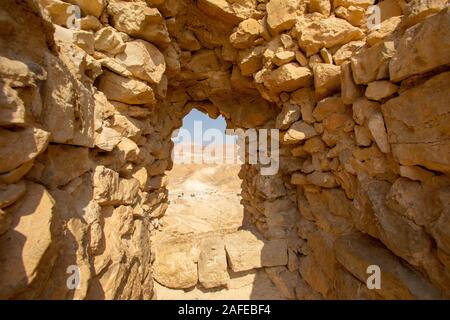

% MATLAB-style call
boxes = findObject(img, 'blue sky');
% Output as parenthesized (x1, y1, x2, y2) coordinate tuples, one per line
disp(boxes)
(172, 109, 236, 145)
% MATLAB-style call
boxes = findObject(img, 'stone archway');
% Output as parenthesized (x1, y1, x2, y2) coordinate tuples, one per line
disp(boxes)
(0, 0, 449, 301)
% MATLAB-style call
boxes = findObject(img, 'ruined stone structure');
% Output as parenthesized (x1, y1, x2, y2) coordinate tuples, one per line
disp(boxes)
(0, 0, 449, 299)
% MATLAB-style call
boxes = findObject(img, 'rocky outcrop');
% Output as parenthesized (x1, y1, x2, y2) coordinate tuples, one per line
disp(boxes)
(0, 0, 449, 300)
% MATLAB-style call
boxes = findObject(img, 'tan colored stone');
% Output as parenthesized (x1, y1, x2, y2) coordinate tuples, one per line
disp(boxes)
(382, 72, 450, 172)
(399, 165, 434, 182)
(39, 0, 72, 27)
(309, 0, 332, 15)
(352, 97, 380, 125)
(335, 5, 365, 26)
(116, 40, 166, 84)
(389, 7, 450, 82)
(230, 18, 262, 49)
(333, 0, 375, 8)
(402, 0, 448, 29)
(350, 41, 395, 84)
(275, 102, 300, 129)
(266, 0, 306, 34)
(98, 71, 155, 105)
(296, 16, 364, 56)
(378, 0, 403, 21)
(263, 63, 313, 93)
(42, 52, 95, 147)
(332, 40, 366, 66)
(95, 127, 122, 152)
(0, 181, 26, 209)
(341, 61, 363, 105)
(93, 166, 140, 206)
(28, 145, 92, 188)
(94, 27, 126, 55)
(313, 96, 348, 122)
(239, 46, 264, 76)
(197, 0, 257, 25)
(265, 266, 298, 299)
(283, 121, 318, 144)
(0, 161, 34, 185)
(0, 127, 50, 174)
(304, 136, 326, 153)
(54, 26, 95, 55)
(0, 81, 25, 126)
(291, 172, 309, 185)
(273, 51, 296, 66)
(0, 183, 55, 299)
(295, 50, 308, 66)
(198, 236, 230, 288)
(66, 0, 105, 18)
(365, 80, 398, 101)
(153, 238, 198, 289)
(354, 125, 372, 146)
(291, 88, 316, 124)
(366, 16, 402, 46)
(335, 233, 442, 299)
(79, 15, 102, 31)
(312, 63, 341, 97)
(367, 112, 390, 153)
(307, 171, 339, 188)
(224, 230, 288, 272)
(108, 2, 170, 46)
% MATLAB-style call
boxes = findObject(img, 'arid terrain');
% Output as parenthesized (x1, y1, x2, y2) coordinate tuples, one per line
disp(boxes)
(152, 146, 286, 299)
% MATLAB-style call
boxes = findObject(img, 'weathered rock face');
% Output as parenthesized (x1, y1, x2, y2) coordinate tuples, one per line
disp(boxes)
(1, 0, 449, 300)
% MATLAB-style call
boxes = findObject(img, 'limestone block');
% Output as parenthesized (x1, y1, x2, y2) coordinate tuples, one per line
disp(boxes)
(381, 72, 450, 172)
(0, 127, 50, 174)
(390, 7, 450, 82)
(224, 230, 288, 272)
(0, 183, 55, 299)
(335, 233, 442, 299)
(108, 2, 170, 46)
(266, 0, 307, 34)
(116, 40, 166, 84)
(98, 71, 156, 105)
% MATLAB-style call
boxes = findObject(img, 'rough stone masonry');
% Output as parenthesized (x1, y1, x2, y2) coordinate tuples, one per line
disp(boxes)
(0, 0, 449, 299)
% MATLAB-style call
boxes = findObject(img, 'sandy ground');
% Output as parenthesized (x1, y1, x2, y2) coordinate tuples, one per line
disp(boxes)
(152, 151, 285, 300)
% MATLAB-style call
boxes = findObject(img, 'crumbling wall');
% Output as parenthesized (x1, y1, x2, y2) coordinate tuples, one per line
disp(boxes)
(0, 0, 449, 300)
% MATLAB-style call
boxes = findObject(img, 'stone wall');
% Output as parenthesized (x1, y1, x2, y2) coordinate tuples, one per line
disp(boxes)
(0, 0, 449, 299)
